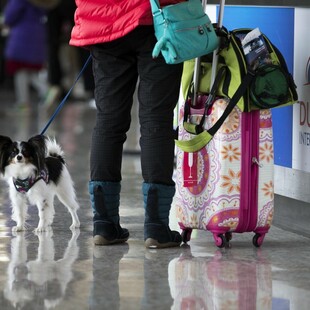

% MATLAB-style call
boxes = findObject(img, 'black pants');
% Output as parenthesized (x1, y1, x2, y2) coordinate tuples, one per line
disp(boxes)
(89, 26, 183, 185)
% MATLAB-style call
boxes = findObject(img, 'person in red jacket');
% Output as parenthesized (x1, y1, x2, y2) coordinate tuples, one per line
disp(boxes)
(70, 0, 183, 248)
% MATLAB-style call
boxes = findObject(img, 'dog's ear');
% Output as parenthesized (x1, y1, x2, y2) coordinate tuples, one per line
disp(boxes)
(0, 135, 13, 150)
(0, 135, 13, 173)
(28, 135, 47, 153)
(28, 135, 47, 171)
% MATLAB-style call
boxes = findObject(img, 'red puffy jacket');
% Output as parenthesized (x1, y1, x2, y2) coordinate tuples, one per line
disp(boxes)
(70, 0, 182, 47)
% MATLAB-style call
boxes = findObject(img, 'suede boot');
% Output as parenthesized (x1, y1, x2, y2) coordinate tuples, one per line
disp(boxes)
(89, 181, 129, 245)
(143, 183, 182, 248)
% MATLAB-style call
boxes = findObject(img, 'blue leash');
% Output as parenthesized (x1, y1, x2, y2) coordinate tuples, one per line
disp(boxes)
(40, 54, 92, 135)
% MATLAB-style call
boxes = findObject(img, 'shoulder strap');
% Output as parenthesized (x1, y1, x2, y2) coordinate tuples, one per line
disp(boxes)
(208, 69, 254, 136)
(149, 0, 161, 13)
(176, 69, 255, 152)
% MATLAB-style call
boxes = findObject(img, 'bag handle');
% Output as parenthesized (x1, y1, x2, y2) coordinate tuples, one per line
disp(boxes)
(175, 69, 255, 152)
(182, 66, 227, 135)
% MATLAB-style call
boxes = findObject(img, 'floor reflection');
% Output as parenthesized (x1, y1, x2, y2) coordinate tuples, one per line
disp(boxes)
(169, 246, 272, 310)
(90, 244, 129, 309)
(3, 230, 79, 309)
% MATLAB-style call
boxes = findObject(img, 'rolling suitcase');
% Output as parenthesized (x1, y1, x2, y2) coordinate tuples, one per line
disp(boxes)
(174, 0, 274, 248)
(174, 98, 274, 247)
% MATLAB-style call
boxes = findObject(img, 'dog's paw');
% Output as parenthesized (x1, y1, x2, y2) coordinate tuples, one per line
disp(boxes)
(12, 225, 25, 232)
(34, 226, 51, 233)
(70, 221, 80, 230)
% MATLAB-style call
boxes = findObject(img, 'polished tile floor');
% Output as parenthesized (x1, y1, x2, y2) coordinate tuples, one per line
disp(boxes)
(0, 89, 310, 310)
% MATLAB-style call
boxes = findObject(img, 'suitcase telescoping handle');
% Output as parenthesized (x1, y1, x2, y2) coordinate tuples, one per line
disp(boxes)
(210, 0, 225, 86)
(192, 0, 207, 107)
(192, 0, 226, 106)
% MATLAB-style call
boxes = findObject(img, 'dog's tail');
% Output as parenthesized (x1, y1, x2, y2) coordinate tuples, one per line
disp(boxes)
(46, 137, 65, 161)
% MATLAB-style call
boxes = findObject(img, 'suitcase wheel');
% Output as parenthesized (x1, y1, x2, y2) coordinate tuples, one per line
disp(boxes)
(213, 233, 229, 248)
(252, 233, 265, 247)
(181, 228, 192, 243)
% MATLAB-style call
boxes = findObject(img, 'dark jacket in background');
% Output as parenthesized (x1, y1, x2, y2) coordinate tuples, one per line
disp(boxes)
(4, 0, 47, 65)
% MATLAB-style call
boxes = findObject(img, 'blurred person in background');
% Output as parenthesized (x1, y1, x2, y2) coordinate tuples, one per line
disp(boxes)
(3, 0, 58, 109)
(45, 0, 94, 109)
(0, 0, 9, 86)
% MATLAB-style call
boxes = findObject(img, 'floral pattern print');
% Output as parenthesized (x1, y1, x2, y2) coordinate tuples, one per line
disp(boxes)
(221, 144, 241, 162)
(260, 142, 274, 163)
(262, 181, 274, 200)
(221, 169, 241, 194)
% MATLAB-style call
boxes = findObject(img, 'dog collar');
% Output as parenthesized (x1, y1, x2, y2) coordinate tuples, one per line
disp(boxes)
(13, 169, 49, 193)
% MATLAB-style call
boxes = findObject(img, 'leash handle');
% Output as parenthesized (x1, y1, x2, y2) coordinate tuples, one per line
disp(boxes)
(40, 54, 92, 135)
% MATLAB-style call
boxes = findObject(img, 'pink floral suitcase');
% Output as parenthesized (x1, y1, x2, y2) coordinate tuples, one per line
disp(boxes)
(174, 98, 274, 247)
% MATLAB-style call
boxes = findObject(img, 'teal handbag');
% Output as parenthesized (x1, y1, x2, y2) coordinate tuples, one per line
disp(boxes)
(150, 0, 219, 64)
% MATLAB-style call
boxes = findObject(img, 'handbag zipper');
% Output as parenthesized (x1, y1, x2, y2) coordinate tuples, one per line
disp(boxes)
(175, 22, 213, 33)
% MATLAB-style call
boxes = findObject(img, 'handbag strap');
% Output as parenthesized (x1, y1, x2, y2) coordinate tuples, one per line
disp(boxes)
(149, 0, 161, 14)
(175, 68, 255, 152)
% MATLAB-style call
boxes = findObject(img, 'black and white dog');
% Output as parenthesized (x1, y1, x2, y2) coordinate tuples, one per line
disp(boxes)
(0, 134, 80, 232)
